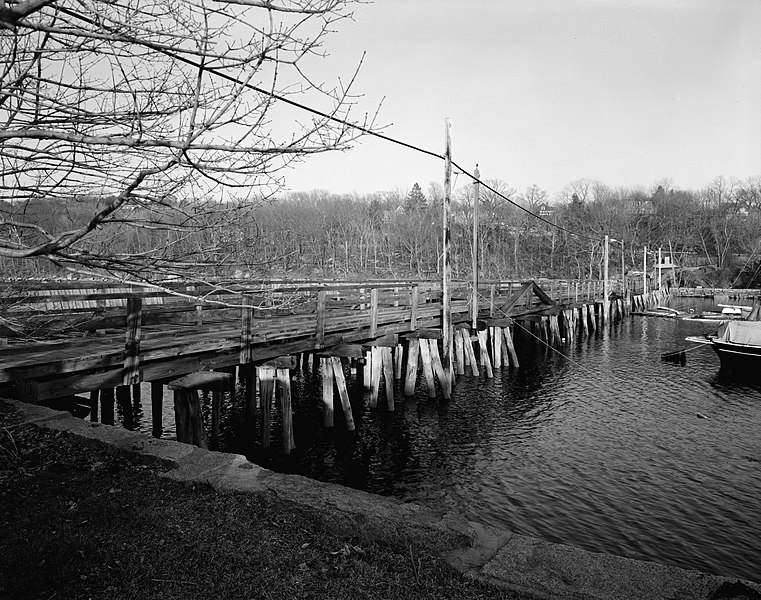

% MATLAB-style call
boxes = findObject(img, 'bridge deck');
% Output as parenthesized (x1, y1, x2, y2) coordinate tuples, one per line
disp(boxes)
(0, 278, 604, 402)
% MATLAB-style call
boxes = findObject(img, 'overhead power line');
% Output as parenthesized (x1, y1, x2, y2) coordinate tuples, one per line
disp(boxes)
(37, 5, 594, 241)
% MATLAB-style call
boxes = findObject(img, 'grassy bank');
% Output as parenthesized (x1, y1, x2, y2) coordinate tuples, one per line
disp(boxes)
(0, 408, 516, 600)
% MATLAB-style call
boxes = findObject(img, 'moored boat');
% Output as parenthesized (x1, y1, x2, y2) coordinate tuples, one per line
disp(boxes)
(686, 320, 761, 373)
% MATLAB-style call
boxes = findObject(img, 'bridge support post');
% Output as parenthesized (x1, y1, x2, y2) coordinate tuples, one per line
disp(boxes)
(404, 339, 420, 396)
(475, 330, 493, 378)
(116, 385, 133, 431)
(319, 356, 355, 431)
(258, 367, 274, 448)
(321, 357, 334, 427)
(150, 381, 163, 438)
(89, 390, 99, 423)
(276, 368, 295, 454)
(460, 328, 479, 376)
(503, 326, 519, 367)
(101, 387, 115, 425)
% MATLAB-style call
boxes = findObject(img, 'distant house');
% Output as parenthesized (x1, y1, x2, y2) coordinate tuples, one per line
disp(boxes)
(538, 202, 554, 219)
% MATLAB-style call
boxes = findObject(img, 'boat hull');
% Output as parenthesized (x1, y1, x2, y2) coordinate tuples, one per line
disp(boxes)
(712, 340, 761, 372)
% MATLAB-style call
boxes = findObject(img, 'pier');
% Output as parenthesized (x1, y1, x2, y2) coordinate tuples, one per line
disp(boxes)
(1, 278, 666, 451)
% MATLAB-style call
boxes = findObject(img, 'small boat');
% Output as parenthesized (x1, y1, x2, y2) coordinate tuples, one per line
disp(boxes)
(686, 320, 761, 372)
(633, 306, 685, 318)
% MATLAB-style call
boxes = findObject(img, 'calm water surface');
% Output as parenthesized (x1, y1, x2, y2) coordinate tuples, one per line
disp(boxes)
(132, 298, 761, 583)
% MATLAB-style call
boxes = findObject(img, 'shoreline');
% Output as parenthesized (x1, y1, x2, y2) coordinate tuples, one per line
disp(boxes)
(3, 397, 759, 600)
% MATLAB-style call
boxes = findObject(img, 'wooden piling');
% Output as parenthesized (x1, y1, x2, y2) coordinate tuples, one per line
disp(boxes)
(211, 388, 221, 448)
(382, 346, 395, 410)
(363, 349, 372, 391)
(151, 381, 163, 438)
(475, 330, 493, 378)
(241, 365, 256, 429)
(330, 357, 355, 431)
(258, 366, 275, 448)
(321, 357, 334, 427)
(418, 338, 437, 398)
(172, 388, 207, 449)
(579, 305, 588, 337)
(404, 339, 420, 396)
(462, 329, 479, 376)
(502, 326, 519, 367)
(101, 387, 115, 425)
(454, 327, 465, 375)
(427, 340, 450, 400)
(394, 344, 404, 380)
(89, 389, 99, 423)
(369, 347, 382, 408)
(490, 326, 502, 368)
(276, 368, 295, 454)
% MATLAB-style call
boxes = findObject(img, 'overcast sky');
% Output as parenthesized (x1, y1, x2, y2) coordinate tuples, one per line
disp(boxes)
(281, 0, 761, 200)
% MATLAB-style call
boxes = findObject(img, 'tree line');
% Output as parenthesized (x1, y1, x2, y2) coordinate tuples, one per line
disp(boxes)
(3, 174, 760, 288)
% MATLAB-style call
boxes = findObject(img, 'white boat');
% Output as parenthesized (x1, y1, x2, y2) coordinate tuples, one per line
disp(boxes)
(686, 320, 761, 374)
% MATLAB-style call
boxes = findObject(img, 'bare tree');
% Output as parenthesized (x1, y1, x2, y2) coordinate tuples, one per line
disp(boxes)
(1, 0, 376, 282)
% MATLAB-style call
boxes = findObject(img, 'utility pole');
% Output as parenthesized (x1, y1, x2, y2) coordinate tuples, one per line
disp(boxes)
(442, 119, 452, 394)
(471, 164, 480, 329)
(658, 247, 662, 289)
(621, 239, 626, 295)
(643, 245, 648, 295)
(603, 234, 610, 321)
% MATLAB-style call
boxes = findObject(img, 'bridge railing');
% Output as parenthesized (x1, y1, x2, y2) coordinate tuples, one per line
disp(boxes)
(1, 277, 607, 342)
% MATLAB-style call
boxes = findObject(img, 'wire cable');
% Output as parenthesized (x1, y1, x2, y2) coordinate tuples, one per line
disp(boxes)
(43, 5, 598, 243)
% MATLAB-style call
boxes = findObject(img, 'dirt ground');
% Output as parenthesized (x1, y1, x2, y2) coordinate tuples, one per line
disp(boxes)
(0, 405, 517, 600)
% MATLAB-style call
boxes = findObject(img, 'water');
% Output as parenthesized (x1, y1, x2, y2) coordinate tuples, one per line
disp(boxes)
(127, 298, 761, 583)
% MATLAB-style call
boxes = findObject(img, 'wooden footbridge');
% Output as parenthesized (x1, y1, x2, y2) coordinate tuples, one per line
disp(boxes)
(0, 277, 663, 451)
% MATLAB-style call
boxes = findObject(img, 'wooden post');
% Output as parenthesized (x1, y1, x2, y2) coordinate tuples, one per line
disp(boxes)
(476, 330, 493, 378)
(211, 388, 221, 449)
(404, 339, 420, 396)
(150, 381, 163, 438)
(258, 366, 275, 448)
(418, 338, 437, 399)
(316, 289, 326, 348)
(172, 386, 207, 449)
(331, 357, 355, 431)
(471, 164, 480, 329)
(370, 287, 379, 337)
(463, 329, 479, 376)
(394, 344, 404, 380)
(101, 387, 115, 425)
(454, 328, 465, 375)
(363, 349, 372, 390)
(382, 346, 395, 411)
(276, 368, 295, 454)
(240, 294, 253, 364)
(123, 297, 141, 386)
(503, 326, 519, 368)
(410, 285, 419, 330)
(321, 357, 334, 427)
(243, 365, 256, 424)
(441, 118, 453, 397)
(89, 389, 99, 423)
(427, 340, 450, 400)
(489, 284, 496, 317)
(369, 346, 382, 408)
(492, 326, 503, 368)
